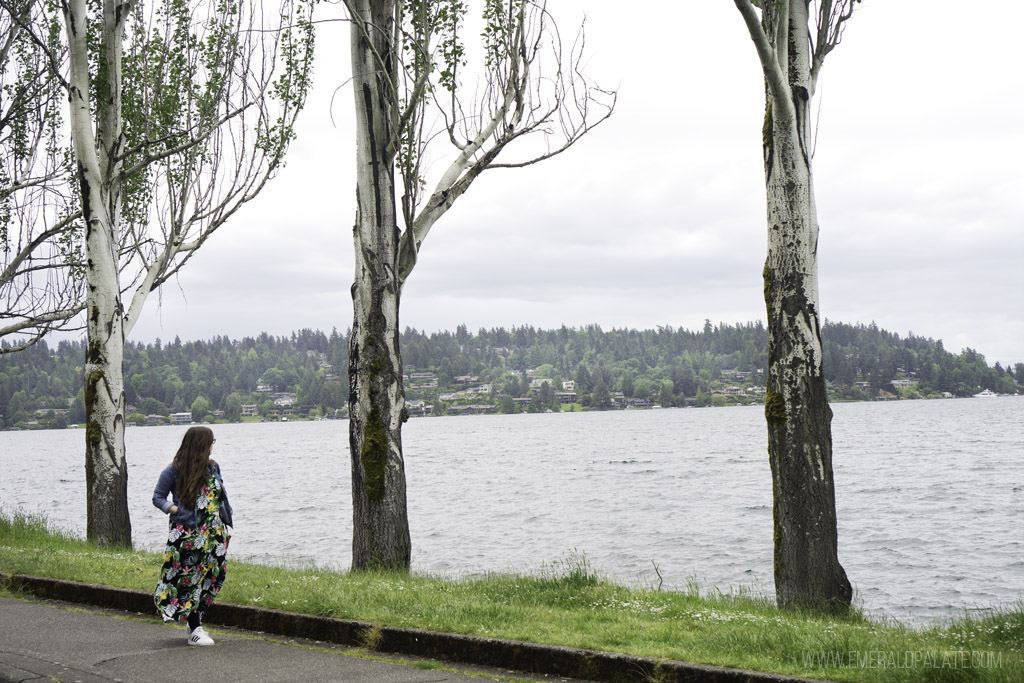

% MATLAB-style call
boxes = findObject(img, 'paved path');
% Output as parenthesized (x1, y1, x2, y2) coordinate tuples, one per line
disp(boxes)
(0, 597, 575, 683)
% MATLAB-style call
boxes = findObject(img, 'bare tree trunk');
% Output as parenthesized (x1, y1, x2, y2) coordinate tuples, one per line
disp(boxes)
(340, 0, 612, 570)
(738, 0, 852, 612)
(64, 0, 132, 547)
(54, 0, 312, 548)
(83, 219, 131, 547)
(346, 0, 411, 570)
(762, 118, 851, 612)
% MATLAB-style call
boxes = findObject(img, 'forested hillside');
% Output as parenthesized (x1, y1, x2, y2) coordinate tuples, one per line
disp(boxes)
(1, 321, 1019, 429)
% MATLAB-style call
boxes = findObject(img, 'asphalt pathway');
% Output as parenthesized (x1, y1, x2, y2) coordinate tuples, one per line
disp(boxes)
(0, 576, 830, 683)
(0, 596, 577, 683)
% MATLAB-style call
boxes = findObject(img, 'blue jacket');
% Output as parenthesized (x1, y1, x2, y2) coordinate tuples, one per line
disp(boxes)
(152, 460, 233, 529)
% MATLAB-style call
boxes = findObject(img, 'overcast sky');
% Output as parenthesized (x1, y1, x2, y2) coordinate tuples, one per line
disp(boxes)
(126, 1, 1024, 366)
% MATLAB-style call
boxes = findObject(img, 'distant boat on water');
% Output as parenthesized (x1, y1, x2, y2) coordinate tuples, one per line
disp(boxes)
(973, 389, 998, 397)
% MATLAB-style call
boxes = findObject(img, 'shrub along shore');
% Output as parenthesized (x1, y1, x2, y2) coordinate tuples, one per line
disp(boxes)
(1, 513, 1021, 683)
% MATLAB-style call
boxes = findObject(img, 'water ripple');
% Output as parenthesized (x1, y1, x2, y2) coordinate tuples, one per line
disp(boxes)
(1, 397, 1022, 626)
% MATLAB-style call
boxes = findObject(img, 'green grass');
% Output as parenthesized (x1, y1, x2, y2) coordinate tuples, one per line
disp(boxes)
(2, 512, 1022, 682)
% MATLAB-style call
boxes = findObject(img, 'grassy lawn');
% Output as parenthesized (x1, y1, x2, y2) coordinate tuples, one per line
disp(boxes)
(1, 512, 1021, 682)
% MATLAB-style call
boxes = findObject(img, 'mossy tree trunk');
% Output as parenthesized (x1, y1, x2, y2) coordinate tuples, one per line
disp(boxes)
(63, 0, 132, 547)
(735, 0, 856, 612)
(347, 0, 411, 571)
(54, 0, 313, 548)
(340, 0, 613, 570)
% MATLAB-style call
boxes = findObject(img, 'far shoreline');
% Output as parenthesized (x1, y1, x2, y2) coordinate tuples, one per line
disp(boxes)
(11, 391, 1017, 434)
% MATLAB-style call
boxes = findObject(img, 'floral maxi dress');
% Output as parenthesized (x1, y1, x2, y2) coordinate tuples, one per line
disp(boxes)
(153, 475, 229, 622)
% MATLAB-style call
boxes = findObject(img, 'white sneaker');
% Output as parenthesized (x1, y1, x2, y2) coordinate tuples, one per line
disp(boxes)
(187, 625, 214, 646)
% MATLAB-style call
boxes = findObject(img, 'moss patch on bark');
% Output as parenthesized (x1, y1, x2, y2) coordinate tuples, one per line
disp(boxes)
(361, 406, 388, 502)
(764, 387, 786, 428)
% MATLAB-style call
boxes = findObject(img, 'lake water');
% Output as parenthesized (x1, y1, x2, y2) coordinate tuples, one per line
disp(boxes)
(1, 397, 1022, 626)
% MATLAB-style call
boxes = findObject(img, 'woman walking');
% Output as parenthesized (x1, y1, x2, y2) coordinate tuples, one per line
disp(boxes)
(152, 426, 233, 646)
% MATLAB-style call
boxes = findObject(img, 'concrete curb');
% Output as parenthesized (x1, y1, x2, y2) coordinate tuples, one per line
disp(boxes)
(1, 573, 832, 683)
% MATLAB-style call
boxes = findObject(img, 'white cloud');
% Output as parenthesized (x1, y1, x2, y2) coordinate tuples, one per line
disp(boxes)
(122, 0, 1024, 365)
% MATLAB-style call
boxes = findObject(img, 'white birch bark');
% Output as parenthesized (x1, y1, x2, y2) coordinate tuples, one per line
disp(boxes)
(63, 0, 132, 546)
(735, 0, 854, 612)
(347, 0, 411, 570)
(52, 0, 313, 546)
(341, 0, 613, 570)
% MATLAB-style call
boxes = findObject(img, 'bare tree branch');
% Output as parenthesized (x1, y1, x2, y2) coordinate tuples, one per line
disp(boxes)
(733, 0, 791, 115)
(810, 0, 859, 88)
(1, 0, 83, 349)
(394, 0, 616, 285)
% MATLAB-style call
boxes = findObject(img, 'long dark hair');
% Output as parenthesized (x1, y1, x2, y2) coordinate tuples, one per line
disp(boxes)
(172, 426, 215, 510)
